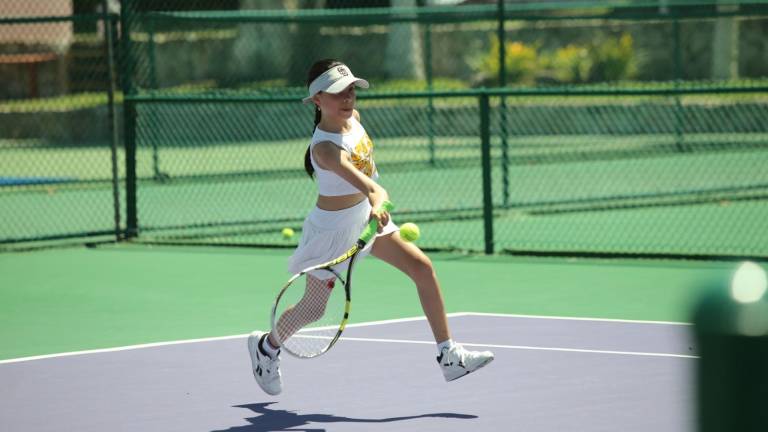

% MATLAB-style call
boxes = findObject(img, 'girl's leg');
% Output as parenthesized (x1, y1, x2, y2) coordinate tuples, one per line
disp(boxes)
(268, 274, 334, 347)
(371, 232, 451, 343)
(371, 232, 494, 382)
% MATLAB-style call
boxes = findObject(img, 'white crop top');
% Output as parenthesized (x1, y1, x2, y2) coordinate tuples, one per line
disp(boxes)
(309, 116, 379, 196)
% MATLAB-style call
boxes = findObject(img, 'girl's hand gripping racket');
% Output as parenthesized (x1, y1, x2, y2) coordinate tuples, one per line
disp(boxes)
(270, 200, 394, 358)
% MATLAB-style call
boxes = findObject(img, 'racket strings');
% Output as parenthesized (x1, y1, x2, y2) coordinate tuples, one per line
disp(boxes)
(275, 274, 343, 357)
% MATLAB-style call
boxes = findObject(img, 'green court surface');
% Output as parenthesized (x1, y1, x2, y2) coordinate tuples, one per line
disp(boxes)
(0, 244, 741, 361)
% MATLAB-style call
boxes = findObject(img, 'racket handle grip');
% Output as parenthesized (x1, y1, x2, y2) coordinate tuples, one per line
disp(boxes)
(360, 200, 394, 244)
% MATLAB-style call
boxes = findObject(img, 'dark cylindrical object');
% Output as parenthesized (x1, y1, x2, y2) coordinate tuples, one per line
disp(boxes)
(693, 262, 768, 432)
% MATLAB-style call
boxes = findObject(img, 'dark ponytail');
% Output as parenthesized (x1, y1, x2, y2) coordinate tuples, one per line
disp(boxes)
(304, 58, 344, 179)
(304, 107, 322, 178)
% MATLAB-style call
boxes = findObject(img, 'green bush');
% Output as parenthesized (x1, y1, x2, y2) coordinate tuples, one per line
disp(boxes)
(588, 33, 638, 82)
(542, 45, 594, 84)
(472, 33, 638, 85)
(474, 38, 539, 85)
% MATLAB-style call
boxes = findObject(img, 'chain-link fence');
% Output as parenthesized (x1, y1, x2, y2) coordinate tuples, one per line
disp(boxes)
(0, 1, 122, 246)
(3, 1, 768, 258)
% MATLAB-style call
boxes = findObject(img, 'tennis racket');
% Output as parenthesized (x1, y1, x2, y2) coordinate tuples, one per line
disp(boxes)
(270, 200, 394, 358)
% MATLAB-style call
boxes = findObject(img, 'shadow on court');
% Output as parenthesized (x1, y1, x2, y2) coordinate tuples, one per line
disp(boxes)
(212, 402, 478, 432)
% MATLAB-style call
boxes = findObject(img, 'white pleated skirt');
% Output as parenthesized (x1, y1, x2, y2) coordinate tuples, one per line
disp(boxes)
(287, 199, 399, 279)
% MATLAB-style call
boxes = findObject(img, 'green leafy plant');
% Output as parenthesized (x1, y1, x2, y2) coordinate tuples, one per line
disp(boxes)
(545, 44, 594, 83)
(472, 32, 638, 85)
(588, 33, 638, 82)
(475, 38, 538, 85)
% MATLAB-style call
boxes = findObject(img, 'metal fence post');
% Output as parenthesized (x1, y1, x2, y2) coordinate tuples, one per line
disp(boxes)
(120, 0, 138, 238)
(425, 22, 436, 166)
(497, 0, 509, 206)
(672, 9, 687, 152)
(102, 1, 122, 240)
(480, 92, 494, 254)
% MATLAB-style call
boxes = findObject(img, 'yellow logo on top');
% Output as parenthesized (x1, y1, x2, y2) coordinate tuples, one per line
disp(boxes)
(351, 132, 376, 178)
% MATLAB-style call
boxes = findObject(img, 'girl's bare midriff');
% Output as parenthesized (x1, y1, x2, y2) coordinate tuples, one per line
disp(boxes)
(316, 193, 366, 211)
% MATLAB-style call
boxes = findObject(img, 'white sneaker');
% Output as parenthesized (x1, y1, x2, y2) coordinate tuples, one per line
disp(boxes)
(438, 344, 494, 382)
(247, 331, 283, 395)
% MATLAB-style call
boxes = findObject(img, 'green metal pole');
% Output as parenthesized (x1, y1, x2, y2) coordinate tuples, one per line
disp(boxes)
(120, 0, 138, 238)
(425, 22, 436, 166)
(102, 1, 121, 240)
(480, 93, 494, 254)
(497, 0, 506, 87)
(672, 13, 686, 152)
(148, 19, 157, 89)
(498, 0, 510, 206)
(147, 16, 162, 180)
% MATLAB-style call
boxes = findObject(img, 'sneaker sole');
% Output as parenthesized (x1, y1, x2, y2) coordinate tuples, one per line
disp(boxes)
(445, 356, 494, 382)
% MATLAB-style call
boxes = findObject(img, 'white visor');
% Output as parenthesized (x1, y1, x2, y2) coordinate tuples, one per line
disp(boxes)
(302, 65, 369, 104)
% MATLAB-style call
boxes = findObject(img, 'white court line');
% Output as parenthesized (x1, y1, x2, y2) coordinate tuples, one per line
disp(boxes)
(461, 312, 692, 326)
(0, 312, 692, 365)
(0, 315, 438, 365)
(0, 334, 249, 365)
(296, 314, 443, 332)
(291, 334, 698, 359)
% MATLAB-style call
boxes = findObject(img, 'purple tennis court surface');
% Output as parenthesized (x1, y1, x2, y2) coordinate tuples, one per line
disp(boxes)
(2, 313, 696, 432)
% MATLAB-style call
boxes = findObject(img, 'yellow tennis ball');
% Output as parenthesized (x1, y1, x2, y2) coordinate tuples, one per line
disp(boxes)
(281, 227, 295, 239)
(400, 222, 420, 242)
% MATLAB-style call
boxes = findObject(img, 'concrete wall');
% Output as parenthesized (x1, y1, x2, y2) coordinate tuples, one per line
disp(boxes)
(0, 0, 73, 50)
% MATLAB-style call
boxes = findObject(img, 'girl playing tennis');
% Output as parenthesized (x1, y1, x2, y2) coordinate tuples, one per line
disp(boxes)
(248, 59, 493, 395)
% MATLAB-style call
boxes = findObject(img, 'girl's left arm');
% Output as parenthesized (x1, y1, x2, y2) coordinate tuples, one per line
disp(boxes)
(312, 141, 390, 231)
